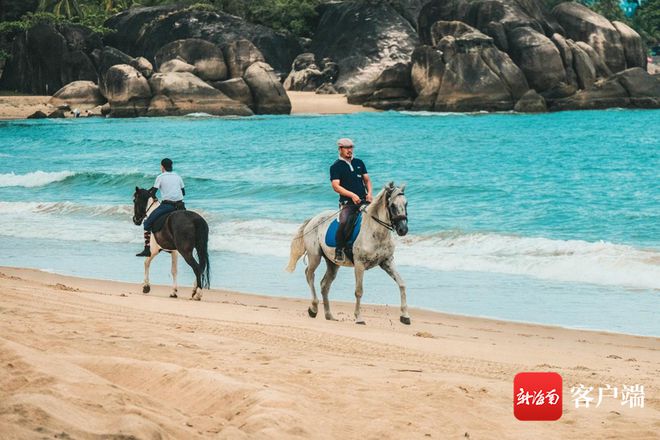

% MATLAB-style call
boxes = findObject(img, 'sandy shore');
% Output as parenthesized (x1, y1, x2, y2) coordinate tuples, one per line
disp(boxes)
(0, 92, 372, 120)
(0, 266, 658, 439)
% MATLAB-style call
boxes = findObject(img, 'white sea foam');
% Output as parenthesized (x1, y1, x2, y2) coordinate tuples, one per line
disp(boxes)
(0, 208, 657, 290)
(0, 171, 75, 187)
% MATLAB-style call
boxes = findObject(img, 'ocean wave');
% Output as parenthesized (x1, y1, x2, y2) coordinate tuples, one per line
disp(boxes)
(396, 232, 660, 290)
(0, 201, 132, 218)
(0, 171, 75, 187)
(0, 208, 656, 289)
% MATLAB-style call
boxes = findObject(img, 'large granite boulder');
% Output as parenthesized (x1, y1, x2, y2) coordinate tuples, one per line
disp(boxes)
(310, 1, 419, 91)
(575, 41, 612, 78)
(284, 53, 324, 91)
(364, 63, 414, 110)
(154, 39, 227, 81)
(103, 5, 301, 77)
(506, 26, 565, 92)
(223, 39, 266, 79)
(103, 64, 152, 117)
(49, 81, 106, 109)
(514, 89, 547, 112)
(0, 22, 101, 94)
(568, 40, 596, 90)
(410, 45, 445, 110)
(552, 2, 625, 73)
(612, 67, 660, 107)
(243, 62, 291, 114)
(211, 78, 254, 108)
(147, 72, 252, 116)
(159, 59, 197, 74)
(549, 77, 629, 111)
(611, 21, 646, 70)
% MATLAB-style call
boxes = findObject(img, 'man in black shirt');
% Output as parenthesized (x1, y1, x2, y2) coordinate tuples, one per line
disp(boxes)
(329, 138, 373, 262)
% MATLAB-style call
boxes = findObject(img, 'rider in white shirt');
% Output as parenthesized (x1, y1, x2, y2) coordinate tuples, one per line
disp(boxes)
(136, 158, 185, 256)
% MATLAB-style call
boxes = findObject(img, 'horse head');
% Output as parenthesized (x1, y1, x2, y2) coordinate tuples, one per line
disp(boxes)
(384, 182, 408, 236)
(132, 186, 156, 225)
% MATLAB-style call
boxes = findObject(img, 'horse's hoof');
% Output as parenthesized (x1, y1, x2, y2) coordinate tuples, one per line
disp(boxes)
(355, 320, 366, 325)
(142, 285, 150, 294)
(169, 292, 178, 298)
(325, 314, 337, 321)
(400, 316, 411, 325)
(308, 307, 317, 318)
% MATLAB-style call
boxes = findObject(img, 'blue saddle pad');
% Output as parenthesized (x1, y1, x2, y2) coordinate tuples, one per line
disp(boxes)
(325, 213, 362, 247)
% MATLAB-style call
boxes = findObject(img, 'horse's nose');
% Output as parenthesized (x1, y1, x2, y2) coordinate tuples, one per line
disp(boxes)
(396, 221, 408, 236)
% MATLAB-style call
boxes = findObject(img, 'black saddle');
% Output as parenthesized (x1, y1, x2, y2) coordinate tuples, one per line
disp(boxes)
(152, 201, 186, 233)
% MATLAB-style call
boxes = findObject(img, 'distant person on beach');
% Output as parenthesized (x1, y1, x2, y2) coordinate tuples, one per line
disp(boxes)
(136, 158, 185, 257)
(330, 138, 372, 262)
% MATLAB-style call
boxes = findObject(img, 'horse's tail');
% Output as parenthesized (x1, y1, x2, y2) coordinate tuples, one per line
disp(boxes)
(194, 216, 211, 289)
(285, 218, 311, 272)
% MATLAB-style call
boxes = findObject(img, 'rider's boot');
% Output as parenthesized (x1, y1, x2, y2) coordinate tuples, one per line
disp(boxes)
(136, 231, 151, 257)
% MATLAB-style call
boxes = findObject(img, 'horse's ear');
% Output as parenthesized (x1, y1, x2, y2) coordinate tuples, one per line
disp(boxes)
(400, 183, 406, 193)
(388, 181, 394, 188)
(135, 186, 139, 192)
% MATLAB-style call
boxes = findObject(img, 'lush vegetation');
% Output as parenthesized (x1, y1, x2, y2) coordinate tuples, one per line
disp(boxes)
(0, 0, 657, 46)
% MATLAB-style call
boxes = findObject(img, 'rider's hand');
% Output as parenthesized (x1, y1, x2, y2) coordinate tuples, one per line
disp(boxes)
(365, 193, 373, 203)
(351, 193, 362, 204)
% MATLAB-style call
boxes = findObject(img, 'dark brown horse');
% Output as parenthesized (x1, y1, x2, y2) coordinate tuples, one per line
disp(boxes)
(132, 187, 210, 300)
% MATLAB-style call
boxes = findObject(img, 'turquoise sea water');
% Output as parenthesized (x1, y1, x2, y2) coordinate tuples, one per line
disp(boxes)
(1, 110, 658, 335)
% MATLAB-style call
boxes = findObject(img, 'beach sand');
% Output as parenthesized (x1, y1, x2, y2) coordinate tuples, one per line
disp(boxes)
(0, 92, 373, 120)
(0, 266, 658, 439)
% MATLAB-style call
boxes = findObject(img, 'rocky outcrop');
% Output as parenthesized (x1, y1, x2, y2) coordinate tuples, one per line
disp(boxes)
(283, 53, 340, 93)
(103, 5, 301, 77)
(243, 62, 291, 114)
(568, 41, 596, 90)
(159, 59, 196, 74)
(147, 72, 252, 116)
(552, 2, 625, 74)
(0, 22, 101, 94)
(154, 39, 227, 81)
(49, 81, 106, 109)
(548, 68, 660, 110)
(103, 64, 151, 117)
(514, 89, 546, 112)
(410, 45, 445, 109)
(506, 27, 565, 92)
(223, 39, 266, 79)
(211, 78, 254, 108)
(363, 63, 414, 110)
(311, 1, 419, 91)
(284, 53, 324, 92)
(612, 21, 646, 70)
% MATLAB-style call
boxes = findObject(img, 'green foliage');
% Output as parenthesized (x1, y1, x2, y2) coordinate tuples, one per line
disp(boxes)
(0, 11, 111, 36)
(632, 0, 660, 46)
(0, 49, 12, 62)
(245, 0, 322, 37)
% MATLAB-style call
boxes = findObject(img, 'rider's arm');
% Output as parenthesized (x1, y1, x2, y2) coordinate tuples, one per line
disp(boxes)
(362, 173, 372, 201)
(331, 179, 359, 202)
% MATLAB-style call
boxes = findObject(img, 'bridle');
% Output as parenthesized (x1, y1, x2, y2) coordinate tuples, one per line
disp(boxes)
(369, 189, 407, 231)
(133, 192, 158, 224)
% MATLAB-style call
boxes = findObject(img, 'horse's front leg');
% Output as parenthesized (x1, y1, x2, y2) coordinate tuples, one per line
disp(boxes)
(354, 264, 366, 324)
(170, 251, 178, 298)
(380, 258, 410, 325)
(143, 251, 157, 293)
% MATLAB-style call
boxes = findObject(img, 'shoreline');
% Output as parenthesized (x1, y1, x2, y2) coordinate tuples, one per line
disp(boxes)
(1, 266, 658, 438)
(2, 263, 656, 339)
(0, 91, 375, 120)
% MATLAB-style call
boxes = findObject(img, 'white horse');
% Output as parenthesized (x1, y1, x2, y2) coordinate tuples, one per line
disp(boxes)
(286, 182, 410, 325)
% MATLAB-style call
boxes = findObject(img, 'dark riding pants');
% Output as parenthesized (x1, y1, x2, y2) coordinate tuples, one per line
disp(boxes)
(335, 203, 360, 250)
(143, 204, 176, 231)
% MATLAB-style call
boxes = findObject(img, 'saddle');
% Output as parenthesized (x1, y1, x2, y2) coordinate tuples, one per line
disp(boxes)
(152, 201, 186, 233)
(325, 212, 362, 248)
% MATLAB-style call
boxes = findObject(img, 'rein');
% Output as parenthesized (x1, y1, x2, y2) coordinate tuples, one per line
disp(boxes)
(368, 192, 406, 231)
(137, 198, 159, 224)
